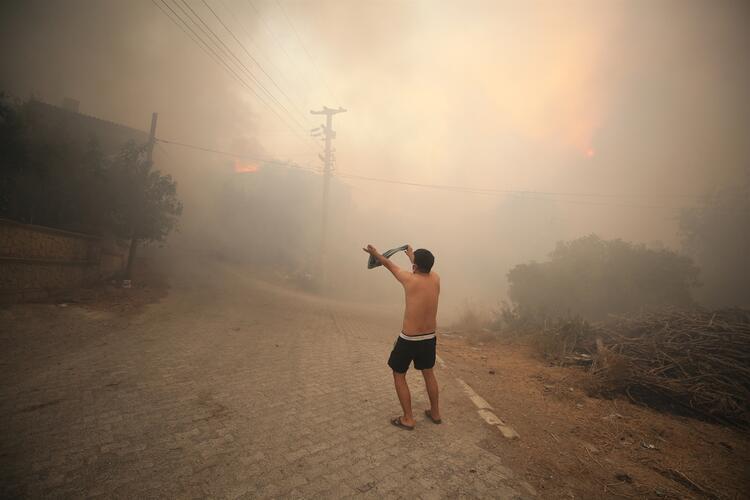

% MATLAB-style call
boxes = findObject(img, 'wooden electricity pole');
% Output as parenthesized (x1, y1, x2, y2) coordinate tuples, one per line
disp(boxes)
(310, 106, 346, 289)
(146, 112, 158, 163)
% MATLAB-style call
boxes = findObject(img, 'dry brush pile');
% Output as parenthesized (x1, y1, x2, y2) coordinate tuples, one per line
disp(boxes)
(538, 308, 750, 426)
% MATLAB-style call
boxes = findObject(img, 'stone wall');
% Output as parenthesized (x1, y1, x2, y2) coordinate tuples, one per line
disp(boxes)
(0, 218, 128, 302)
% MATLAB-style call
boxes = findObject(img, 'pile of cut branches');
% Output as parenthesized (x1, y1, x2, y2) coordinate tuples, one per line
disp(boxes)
(533, 308, 750, 425)
(586, 308, 750, 426)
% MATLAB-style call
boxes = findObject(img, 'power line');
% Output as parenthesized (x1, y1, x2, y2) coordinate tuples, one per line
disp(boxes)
(155, 0, 238, 79)
(155, 137, 750, 216)
(154, 131, 698, 209)
(156, 137, 322, 173)
(247, 0, 330, 107)
(157, 0, 296, 136)
(248, 0, 298, 70)
(175, 0, 312, 139)
(154, 135, 688, 210)
(152, 0, 202, 48)
(335, 172, 687, 210)
(153, 0, 319, 156)
(216, 0, 309, 117)
(183, 0, 314, 139)
(200, 0, 314, 131)
(335, 171, 706, 200)
(154, 141, 174, 163)
(274, 0, 342, 106)
(166, 0, 249, 84)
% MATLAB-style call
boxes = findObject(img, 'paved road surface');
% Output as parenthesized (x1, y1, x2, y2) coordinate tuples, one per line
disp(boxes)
(1, 260, 527, 498)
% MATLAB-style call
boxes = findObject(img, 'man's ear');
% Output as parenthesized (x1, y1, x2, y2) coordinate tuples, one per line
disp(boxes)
(412, 264, 417, 272)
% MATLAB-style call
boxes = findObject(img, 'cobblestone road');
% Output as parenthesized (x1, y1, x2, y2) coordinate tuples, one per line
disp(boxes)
(1, 266, 527, 498)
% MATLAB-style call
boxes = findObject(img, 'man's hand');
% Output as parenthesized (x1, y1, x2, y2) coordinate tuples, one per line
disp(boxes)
(406, 245, 415, 264)
(363, 243, 410, 284)
(362, 244, 379, 256)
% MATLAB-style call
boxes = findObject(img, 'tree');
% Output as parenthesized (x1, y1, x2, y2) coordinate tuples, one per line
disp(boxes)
(1, 94, 182, 279)
(680, 178, 750, 308)
(107, 142, 182, 278)
(507, 235, 700, 320)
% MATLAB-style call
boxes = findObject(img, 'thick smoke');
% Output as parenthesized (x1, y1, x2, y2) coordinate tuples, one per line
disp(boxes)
(2, 0, 748, 316)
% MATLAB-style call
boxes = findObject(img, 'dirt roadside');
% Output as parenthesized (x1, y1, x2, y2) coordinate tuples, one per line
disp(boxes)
(439, 333, 750, 499)
(41, 258, 169, 314)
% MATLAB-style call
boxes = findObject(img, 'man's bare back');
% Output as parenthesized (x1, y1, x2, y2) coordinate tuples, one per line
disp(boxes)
(401, 269, 440, 334)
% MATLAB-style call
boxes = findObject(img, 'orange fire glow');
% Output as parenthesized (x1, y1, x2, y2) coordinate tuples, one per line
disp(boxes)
(234, 160, 259, 173)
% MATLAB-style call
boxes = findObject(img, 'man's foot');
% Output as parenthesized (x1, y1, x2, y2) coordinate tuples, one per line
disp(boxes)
(391, 416, 415, 430)
(425, 409, 442, 424)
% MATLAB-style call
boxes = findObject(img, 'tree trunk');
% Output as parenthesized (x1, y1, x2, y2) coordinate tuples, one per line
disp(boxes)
(125, 237, 138, 280)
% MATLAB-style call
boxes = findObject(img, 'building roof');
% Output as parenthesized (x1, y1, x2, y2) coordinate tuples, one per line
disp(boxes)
(25, 99, 150, 154)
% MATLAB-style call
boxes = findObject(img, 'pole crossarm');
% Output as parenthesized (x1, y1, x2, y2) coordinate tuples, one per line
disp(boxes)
(310, 106, 347, 116)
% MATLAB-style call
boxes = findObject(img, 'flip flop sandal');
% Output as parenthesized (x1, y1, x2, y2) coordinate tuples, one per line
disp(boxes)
(391, 417, 414, 431)
(425, 409, 442, 424)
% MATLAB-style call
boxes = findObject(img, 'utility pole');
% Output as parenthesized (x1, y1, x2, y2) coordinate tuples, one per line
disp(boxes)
(125, 112, 158, 280)
(146, 112, 158, 164)
(310, 106, 346, 289)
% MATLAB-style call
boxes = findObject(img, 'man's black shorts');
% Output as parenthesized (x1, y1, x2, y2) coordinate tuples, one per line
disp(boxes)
(387, 333, 437, 373)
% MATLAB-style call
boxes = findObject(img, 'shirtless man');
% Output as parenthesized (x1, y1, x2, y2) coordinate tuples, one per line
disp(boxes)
(362, 244, 441, 430)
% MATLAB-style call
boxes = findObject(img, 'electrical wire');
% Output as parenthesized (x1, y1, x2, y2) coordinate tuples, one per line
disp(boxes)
(156, 137, 322, 173)
(153, 0, 319, 156)
(157, 0, 299, 138)
(335, 171, 706, 200)
(247, 0, 326, 107)
(335, 172, 686, 210)
(216, 0, 309, 118)
(200, 0, 314, 130)
(274, 0, 342, 106)
(154, 0, 237, 78)
(155, 135, 691, 210)
(181, 0, 312, 139)
(175, 0, 312, 139)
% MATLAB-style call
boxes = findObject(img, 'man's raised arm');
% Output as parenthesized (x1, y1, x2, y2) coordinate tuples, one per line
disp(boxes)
(363, 244, 410, 283)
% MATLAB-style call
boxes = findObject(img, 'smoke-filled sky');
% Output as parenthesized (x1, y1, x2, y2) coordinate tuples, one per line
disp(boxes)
(2, 0, 749, 310)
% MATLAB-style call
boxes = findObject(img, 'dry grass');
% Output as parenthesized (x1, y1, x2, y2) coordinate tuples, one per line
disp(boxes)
(450, 301, 495, 333)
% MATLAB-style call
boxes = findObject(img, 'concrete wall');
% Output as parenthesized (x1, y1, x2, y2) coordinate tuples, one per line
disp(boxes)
(0, 218, 128, 302)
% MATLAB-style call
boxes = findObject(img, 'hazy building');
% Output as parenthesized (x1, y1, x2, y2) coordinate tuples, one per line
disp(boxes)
(24, 98, 149, 154)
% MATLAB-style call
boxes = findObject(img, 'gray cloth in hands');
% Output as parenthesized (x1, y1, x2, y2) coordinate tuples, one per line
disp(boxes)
(368, 244, 409, 269)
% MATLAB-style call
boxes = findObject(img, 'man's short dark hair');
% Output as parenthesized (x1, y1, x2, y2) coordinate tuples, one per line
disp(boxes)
(414, 249, 435, 273)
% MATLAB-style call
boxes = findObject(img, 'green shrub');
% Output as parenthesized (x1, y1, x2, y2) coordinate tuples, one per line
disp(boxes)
(507, 235, 699, 320)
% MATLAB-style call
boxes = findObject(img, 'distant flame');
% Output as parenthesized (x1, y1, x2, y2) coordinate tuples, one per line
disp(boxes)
(234, 160, 259, 173)
(585, 148, 595, 158)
